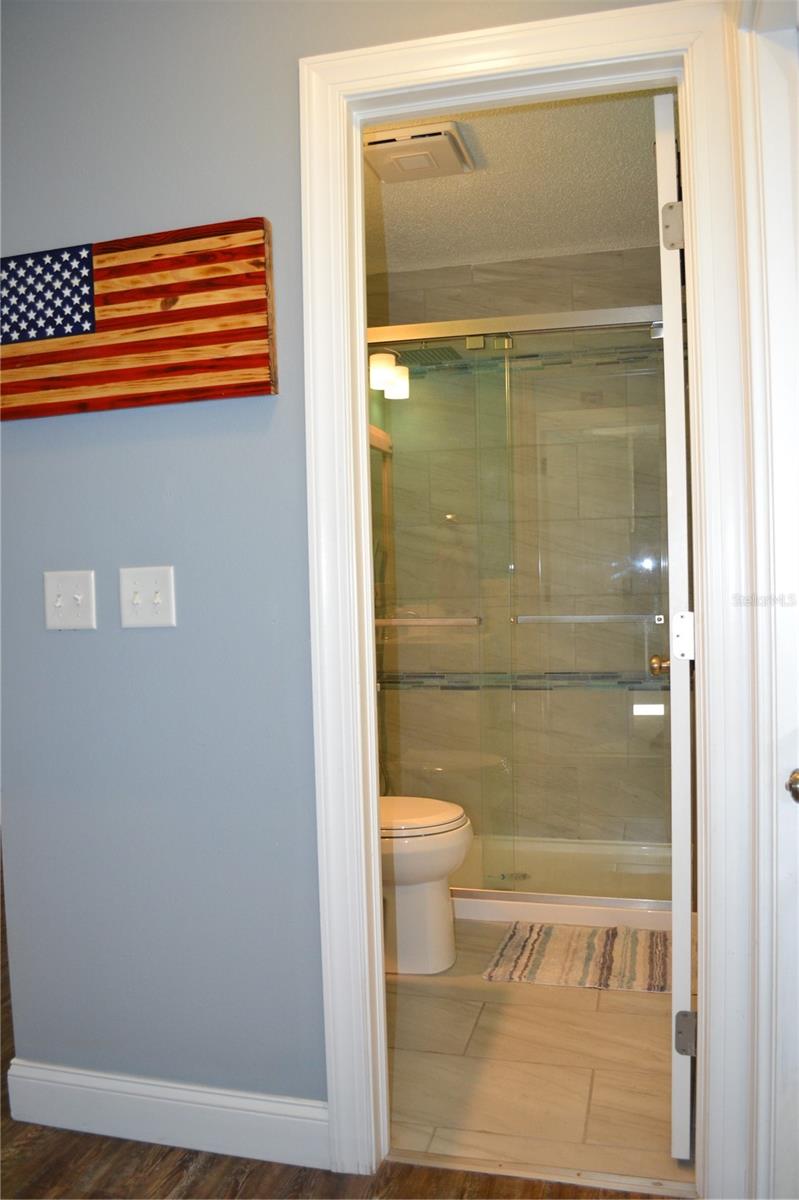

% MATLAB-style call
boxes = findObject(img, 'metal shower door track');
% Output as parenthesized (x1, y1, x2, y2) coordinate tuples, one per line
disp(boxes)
(366, 305, 663, 343)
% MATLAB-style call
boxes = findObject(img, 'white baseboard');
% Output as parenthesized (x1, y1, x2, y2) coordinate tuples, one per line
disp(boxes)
(8, 1058, 330, 1169)
(453, 895, 671, 930)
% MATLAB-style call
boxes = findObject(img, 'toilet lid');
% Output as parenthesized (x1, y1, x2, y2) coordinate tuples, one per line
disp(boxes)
(379, 795, 468, 837)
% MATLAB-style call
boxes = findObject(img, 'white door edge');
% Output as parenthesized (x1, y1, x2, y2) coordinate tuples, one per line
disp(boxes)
(653, 92, 693, 1162)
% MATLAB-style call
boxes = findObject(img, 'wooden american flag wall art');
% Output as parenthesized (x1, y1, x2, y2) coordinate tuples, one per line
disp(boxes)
(0, 217, 276, 420)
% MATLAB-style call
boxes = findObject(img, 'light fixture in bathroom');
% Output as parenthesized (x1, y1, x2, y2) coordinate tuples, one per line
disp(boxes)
(369, 352, 397, 390)
(384, 364, 410, 399)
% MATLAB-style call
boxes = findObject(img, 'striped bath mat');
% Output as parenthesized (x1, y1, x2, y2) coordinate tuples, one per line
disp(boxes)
(483, 922, 671, 992)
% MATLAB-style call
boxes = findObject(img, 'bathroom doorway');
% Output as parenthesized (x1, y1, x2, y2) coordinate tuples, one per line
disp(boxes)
(365, 89, 696, 1189)
(299, 6, 773, 1193)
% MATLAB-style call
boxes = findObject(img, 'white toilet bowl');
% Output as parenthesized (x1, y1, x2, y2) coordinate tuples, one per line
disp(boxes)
(380, 795, 473, 975)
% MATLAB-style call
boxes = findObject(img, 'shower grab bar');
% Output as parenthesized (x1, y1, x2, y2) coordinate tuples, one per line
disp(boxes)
(514, 614, 663, 624)
(375, 617, 481, 627)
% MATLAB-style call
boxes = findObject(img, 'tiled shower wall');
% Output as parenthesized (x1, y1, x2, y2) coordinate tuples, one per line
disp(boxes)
(367, 246, 661, 327)
(372, 287, 671, 857)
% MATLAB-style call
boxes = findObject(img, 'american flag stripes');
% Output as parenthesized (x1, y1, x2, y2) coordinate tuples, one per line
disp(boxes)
(0, 218, 276, 420)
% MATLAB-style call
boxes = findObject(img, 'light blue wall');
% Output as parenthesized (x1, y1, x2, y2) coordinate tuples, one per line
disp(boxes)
(1, 0, 660, 1102)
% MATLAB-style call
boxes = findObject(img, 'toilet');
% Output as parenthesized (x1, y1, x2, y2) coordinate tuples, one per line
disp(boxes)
(380, 795, 473, 975)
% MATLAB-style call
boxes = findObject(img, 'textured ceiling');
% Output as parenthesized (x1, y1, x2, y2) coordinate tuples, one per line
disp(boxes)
(364, 93, 662, 276)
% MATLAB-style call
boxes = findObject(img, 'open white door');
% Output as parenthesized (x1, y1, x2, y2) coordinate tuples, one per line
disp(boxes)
(653, 94, 693, 1162)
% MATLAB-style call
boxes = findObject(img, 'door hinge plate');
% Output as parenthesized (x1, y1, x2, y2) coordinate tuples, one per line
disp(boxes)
(662, 201, 684, 250)
(672, 611, 695, 661)
(675, 1010, 697, 1056)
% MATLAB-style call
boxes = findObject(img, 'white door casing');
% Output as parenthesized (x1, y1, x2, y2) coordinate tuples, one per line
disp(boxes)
(299, 2, 795, 1194)
(737, 13, 799, 1199)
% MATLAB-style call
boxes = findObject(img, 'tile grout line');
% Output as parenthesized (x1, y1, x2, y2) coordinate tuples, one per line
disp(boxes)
(460, 1001, 485, 1056)
(581, 1068, 596, 1144)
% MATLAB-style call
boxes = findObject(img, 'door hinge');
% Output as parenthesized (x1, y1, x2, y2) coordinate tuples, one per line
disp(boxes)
(662, 200, 684, 250)
(675, 1010, 697, 1056)
(672, 611, 695, 661)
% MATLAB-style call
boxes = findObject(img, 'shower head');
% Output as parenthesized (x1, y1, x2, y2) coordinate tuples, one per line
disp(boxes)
(391, 345, 464, 367)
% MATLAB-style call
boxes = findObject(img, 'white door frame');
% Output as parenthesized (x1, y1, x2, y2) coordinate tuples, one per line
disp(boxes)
(299, 2, 796, 1195)
(736, 6, 799, 1198)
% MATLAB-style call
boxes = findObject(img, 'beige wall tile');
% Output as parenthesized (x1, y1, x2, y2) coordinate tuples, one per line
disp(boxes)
(629, 517, 665, 596)
(626, 367, 666, 407)
(512, 759, 581, 843)
(574, 617, 648, 673)
(628, 692, 669, 758)
(429, 449, 479, 524)
(632, 436, 666, 518)
(544, 688, 630, 758)
(471, 254, 614, 286)
(526, 403, 641, 447)
(476, 371, 509, 449)
(383, 688, 481, 759)
(514, 444, 580, 523)
(577, 438, 634, 519)
(389, 370, 477, 454)
(478, 521, 514, 591)
(426, 598, 482, 672)
(389, 289, 426, 324)
(383, 263, 474, 293)
(477, 447, 512, 524)
(390, 1048, 591, 1141)
(572, 270, 661, 308)
(623, 816, 669, 843)
(423, 278, 573, 322)
(513, 520, 583, 597)
(367, 292, 390, 326)
(479, 603, 513, 672)
(577, 808, 626, 841)
(394, 522, 479, 602)
(392, 452, 431, 528)
(576, 761, 667, 821)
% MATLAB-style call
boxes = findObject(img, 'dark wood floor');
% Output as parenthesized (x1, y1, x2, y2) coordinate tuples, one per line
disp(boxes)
(1, 885, 676, 1199)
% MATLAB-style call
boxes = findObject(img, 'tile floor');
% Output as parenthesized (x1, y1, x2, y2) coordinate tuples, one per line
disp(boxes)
(387, 920, 695, 1191)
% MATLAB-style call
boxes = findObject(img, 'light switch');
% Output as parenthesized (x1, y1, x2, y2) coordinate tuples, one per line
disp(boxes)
(44, 570, 97, 630)
(120, 565, 176, 628)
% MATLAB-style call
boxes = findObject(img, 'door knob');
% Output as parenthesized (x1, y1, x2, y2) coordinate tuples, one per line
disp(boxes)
(649, 653, 671, 676)
(786, 769, 799, 803)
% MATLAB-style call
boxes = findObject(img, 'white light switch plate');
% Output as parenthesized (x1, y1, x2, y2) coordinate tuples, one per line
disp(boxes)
(44, 570, 97, 630)
(120, 565, 176, 628)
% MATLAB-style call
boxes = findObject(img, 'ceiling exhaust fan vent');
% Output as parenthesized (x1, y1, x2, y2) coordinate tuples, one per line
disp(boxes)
(363, 122, 474, 183)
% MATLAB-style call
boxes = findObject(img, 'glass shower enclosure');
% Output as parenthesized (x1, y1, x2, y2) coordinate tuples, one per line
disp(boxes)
(369, 312, 674, 903)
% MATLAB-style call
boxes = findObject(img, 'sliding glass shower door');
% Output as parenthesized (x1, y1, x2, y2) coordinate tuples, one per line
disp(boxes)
(370, 320, 673, 902)
(506, 325, 671, 900)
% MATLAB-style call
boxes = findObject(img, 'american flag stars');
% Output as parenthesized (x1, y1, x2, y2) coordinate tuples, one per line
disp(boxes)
(0, 243, 95, 344)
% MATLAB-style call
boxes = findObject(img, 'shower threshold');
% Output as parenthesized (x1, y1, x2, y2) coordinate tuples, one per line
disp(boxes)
(451, 887, 670, 910)
(450, 887, 671, 930)
(449, 834, 672, 928)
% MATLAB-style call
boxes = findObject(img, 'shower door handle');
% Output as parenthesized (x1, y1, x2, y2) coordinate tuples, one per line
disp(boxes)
(649, 653, 671, 676)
